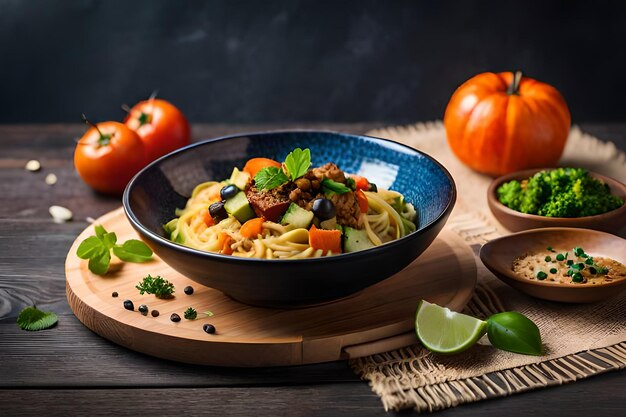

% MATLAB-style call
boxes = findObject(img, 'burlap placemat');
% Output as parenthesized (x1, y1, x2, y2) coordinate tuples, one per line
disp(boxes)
(349, 122, 626, 413)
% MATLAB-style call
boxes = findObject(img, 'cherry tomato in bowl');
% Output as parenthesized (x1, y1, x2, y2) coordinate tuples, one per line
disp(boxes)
(74, 121, 148, 195)
(124, 98, 191, 162)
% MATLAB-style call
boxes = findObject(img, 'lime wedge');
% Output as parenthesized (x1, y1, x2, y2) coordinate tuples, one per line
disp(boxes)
(415, 300, 487, 354)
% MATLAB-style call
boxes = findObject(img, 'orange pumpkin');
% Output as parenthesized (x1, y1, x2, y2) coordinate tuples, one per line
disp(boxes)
(443, 72, 571, 176)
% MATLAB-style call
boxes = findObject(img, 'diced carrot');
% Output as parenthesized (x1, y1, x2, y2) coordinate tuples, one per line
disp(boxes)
(309, 224, 342, 254)
(217, 232, 233, 255)
(203, 209, 215, 227)
(240, 217, 264, 239)
(351, 175, 370, 191)
(243, 158, 282, 178)
(356, 189, 368, 213)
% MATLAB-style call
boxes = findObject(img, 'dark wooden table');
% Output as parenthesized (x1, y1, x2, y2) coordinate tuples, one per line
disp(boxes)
(1, 123, 625, 417)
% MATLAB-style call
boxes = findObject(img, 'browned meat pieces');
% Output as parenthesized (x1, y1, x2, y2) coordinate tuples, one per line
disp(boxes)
(291, 163, 362, 229)
(289, 170, 322, 207)
(311, 163, 346, 183)
(327, 192, 361, 229)
(245, 183, 294, 222)
(247, 161, 362, 228)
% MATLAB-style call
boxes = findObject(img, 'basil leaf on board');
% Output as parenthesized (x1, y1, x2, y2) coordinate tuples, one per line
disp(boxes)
(77, 224, 154, 275)
(16, 306, 58, 331)
(284, 147, 311, 180)
(254, 166, 289, 190)
(88, 248, 111, 275)
(102, 231, 117, 249)
(76, 236, 105, 259)
(94, 224, 107, 239)
(113, 240, 153, 263)
(321, 178, 351, 194)
(486, 312, 543, 356)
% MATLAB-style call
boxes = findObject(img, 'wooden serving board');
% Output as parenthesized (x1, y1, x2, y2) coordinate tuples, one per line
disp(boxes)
(66, 207, 477, 367)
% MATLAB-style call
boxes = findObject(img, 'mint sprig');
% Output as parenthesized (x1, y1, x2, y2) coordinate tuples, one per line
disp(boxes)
(17, 306, 58, 331)
(77, 225, 153, 274)
(284, 147, 311, 180)
(254, 166, 289, 190)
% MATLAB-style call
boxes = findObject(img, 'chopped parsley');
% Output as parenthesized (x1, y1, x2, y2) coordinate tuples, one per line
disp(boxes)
(184, 307, 198, 320)
(136, 274, 175, 299)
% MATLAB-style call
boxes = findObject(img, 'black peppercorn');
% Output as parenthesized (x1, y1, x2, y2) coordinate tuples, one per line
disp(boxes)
(123, 300, 134, 311)
(112, 291, 119, 298)
(184, 286, 194, 295)
(151, 310, 160, 317)
(138, 305, 148, 316)
(203, 324, 216, 334)
(170, 313, 181, 322)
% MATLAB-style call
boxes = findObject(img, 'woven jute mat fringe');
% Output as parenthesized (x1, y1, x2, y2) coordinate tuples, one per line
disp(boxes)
(349, 122, 626, 413)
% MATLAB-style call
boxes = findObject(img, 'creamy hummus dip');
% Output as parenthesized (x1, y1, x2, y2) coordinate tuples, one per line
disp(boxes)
(512, 248, 626, 285)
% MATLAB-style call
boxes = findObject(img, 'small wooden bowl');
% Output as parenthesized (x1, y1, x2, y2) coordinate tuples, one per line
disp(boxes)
(480, 228, 626, 303)
(487, 168, 626, 233)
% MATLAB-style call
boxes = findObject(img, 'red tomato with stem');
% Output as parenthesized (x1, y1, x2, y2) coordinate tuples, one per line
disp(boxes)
(74, 120, 148, 195)
(124, 98, 191, 162)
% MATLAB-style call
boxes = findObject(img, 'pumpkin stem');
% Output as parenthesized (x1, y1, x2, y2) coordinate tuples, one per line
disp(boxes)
(507, 71, 523, 95)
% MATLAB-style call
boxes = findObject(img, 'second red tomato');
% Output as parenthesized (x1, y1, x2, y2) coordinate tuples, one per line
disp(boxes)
(125, 98, 191, 162)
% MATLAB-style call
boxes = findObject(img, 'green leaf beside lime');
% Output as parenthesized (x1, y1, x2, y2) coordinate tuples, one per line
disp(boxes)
(486, 312, 543, 356)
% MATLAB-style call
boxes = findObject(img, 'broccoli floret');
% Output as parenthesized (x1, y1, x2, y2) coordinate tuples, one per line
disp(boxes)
(496, 168, 624, 218)
(497, 180, 523, 211)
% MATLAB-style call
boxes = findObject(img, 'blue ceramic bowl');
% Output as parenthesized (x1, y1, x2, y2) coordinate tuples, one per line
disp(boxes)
(123, 131, 456, 307)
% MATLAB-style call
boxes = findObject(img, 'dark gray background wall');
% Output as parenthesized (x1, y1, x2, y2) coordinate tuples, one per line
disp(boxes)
(1, 0, 625, 124)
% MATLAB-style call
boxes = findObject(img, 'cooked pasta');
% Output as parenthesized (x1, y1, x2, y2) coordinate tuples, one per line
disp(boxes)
(164, 149, 417, 259)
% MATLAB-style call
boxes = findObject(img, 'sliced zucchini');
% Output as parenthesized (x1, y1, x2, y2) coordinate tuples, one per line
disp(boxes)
(343, 226, 375, 253)
(280, 202, 314, 229)
(224, 191, 255, 223)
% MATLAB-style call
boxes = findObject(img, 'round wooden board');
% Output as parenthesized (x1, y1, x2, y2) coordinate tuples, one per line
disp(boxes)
(66, 207, 477, 367)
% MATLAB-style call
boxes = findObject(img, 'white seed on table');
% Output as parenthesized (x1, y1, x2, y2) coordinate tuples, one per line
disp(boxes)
(45, 173, 57, 185)
(25, 160, 41, 172)
(49, 205, 73, 223)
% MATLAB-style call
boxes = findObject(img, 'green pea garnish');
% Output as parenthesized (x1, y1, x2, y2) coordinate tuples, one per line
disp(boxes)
(566, 259, 574, 266)
(544, 255, 552, 262)
(589, 267, 597, 275)
(549, 268, 557, 274)
(556, 254, 565, 261)
(536, 271, 547, 280)
(572, 272, 584, 283)
(585, 258, 594, 265)
(573, 247, 584, 257)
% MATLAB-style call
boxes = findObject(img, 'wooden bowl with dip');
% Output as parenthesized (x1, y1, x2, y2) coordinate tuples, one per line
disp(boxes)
(480, 228, 626, 303)
(487, 169, 626, 233)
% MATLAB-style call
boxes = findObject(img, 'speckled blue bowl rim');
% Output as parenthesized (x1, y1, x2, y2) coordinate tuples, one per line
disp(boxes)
(122, 129, 457, 264)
